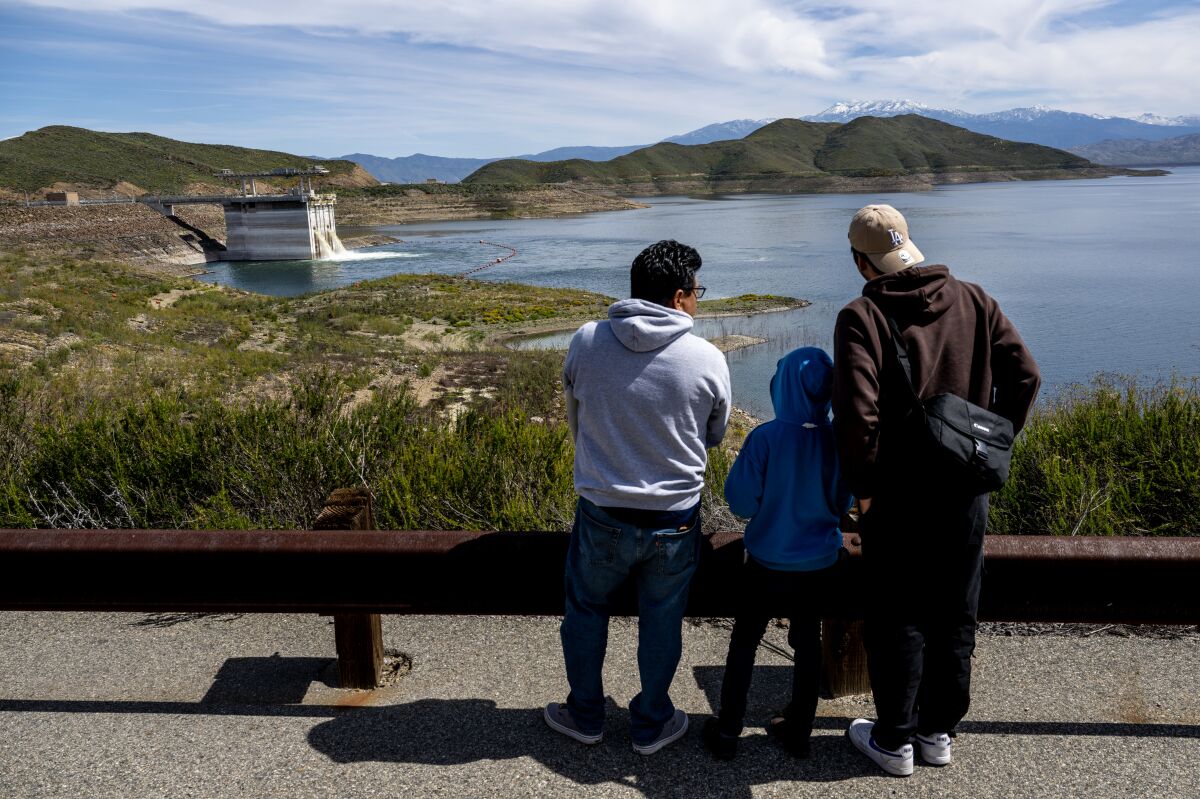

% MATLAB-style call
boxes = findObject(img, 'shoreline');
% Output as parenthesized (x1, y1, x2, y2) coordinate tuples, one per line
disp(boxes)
(495, 300, 811, 350)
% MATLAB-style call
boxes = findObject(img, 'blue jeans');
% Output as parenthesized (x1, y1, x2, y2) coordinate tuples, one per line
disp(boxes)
(560, 497, 701, 746)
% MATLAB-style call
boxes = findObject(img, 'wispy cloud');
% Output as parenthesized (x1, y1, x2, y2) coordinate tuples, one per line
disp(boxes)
(2, 0, 1197, 155)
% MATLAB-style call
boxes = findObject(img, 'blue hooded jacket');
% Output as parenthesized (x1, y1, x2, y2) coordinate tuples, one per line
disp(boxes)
(724, 347, 852, 571)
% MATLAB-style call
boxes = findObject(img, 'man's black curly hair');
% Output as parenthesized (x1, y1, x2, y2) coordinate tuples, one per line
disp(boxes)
(629, 240, 702, 307)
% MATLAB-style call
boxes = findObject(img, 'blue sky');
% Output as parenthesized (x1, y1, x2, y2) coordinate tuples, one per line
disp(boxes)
(2, 0, 1197, 157)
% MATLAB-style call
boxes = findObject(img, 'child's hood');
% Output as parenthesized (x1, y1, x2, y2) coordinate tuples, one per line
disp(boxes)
(769, 347, 833, 425)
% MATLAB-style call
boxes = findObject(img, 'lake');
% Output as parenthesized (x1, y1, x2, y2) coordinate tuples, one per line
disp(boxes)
(200, 167, 1200, 420)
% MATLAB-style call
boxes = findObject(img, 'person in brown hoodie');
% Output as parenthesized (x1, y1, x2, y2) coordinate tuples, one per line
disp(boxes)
(833, 204, 1040, 776)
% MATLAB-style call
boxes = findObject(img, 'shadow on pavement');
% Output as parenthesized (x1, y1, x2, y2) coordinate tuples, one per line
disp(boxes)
(3, 655, 1197, 797)
(305, 698, 872, 797)
(202, 655, 337, 705)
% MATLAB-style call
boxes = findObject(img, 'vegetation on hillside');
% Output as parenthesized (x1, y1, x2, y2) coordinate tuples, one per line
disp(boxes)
(464, 115, 1105, 186)
(0, 251, 741, 530)
(2, 252, 1195, 535)
(0, 125, 373, 194)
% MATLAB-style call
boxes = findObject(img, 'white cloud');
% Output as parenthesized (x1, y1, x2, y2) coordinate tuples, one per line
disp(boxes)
(12, 0, 837, 77)
(839, 4, 1200, 117)
(5, 0, 1199, 154)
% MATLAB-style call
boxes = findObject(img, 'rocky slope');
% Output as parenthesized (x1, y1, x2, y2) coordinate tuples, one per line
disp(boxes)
(0, 203, 217, 274)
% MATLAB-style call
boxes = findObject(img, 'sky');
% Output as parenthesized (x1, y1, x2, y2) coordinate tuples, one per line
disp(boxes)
(2, 0, 1198, 158)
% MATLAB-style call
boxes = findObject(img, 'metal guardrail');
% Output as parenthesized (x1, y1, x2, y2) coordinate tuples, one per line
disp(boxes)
(2, 489, 1196, 688)
(23, 198, 138, 207)
(2, 529, 1196, 622)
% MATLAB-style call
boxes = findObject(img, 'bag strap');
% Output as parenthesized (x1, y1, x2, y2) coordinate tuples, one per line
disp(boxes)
(865, 297, 923, 412)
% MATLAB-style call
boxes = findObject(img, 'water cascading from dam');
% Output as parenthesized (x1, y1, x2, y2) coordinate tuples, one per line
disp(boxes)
(314, 229, 348, 259)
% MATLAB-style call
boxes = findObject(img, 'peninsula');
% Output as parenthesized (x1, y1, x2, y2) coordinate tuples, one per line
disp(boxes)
(462, 115, 1163, 195)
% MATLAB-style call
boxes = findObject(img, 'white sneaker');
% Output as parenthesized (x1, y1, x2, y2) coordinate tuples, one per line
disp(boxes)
(847, 718, 914, 777)
(915, 732, 952, 765)
(632, 709, 689, 755)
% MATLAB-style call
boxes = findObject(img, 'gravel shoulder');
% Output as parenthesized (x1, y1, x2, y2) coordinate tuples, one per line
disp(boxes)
(0, 612, 1196, 798)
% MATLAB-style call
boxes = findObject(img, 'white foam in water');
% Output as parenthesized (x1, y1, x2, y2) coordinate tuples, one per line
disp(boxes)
(319, 249, 424, 262)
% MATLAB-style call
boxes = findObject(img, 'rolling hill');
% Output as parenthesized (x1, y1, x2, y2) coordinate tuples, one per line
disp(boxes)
(461, 115, 1133, 193)
(0, 126, 377, 197)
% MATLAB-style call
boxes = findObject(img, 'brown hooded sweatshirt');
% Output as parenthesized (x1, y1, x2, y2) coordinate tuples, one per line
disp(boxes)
(832, 264, 1041, 499)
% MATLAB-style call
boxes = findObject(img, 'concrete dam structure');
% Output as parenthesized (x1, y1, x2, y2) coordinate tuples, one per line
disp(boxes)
(223, 193, 343, 261)
(142, 166, 346, 262)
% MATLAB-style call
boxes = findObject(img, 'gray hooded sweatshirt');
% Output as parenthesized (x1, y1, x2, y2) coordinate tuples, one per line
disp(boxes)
(563, 298, 731, 511)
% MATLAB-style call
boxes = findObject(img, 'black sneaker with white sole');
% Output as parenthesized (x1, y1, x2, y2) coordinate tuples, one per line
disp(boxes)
(543, 702, 603, 745)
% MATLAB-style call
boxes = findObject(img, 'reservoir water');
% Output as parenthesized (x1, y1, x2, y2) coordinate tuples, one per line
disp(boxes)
(200, 167, 1200, 420)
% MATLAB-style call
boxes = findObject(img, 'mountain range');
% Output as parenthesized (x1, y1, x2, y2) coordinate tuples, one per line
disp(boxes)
(337, 103, 1198, 183)
(328, 119, 776, 183)
(1071, 133, 1200, 166)
(462, 114, 1134, 193)
(802, 100, 1200, 149)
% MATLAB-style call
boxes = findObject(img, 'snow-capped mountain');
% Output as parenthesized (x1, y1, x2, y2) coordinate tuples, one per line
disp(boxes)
(1132, 113, 1200, 127)
(803, 100, 1200, 149)
(805, 99, 965, 123)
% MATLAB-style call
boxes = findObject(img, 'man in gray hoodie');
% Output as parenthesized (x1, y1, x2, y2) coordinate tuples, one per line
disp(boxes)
(544, 240, 732, 755)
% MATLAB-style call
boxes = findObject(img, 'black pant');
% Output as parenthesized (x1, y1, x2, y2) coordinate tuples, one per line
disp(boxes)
(860, 491, 987, 751)
(715, 556, 839, 737)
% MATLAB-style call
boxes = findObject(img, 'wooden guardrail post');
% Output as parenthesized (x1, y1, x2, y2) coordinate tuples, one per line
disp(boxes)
(821, 619, 870, 697)
(315, 488, 383, 689)
(821, 524, 870, 697)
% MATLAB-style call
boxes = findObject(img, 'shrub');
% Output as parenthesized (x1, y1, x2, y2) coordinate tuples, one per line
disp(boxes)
(991, 376, 1200, 536)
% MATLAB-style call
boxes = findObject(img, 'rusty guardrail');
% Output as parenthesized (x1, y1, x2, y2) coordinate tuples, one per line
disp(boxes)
(2, 490, 1197, 689)
(2, 529, 1197, 621)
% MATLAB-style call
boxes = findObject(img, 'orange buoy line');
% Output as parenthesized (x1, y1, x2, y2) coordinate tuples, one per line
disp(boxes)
(458, 240, 518, 277)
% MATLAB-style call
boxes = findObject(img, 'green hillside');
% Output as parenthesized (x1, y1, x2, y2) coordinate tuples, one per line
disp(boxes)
(0, 125, 374, 194)
(464, 115, 1100, 186)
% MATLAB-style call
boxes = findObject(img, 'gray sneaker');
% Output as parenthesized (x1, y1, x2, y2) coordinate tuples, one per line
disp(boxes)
(543, 702, 603, 745)
(632, 709, 689, 755)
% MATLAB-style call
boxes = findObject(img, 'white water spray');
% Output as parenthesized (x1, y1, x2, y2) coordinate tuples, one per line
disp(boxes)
(314, 229, 348, 259)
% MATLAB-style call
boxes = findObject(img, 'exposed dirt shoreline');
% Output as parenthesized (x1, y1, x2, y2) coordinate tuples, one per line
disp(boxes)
(548, 166, 1163, 197)
(336, 186, 646, 225)
(495, 300, 810, 349)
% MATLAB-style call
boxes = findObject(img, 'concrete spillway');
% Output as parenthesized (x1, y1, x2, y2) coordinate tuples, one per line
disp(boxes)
(143, 192, 346, 262)
(222, 194, 345, 261)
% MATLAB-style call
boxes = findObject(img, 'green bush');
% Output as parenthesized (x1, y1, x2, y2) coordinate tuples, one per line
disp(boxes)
(991, 376, 1200, 536)
(4, 364, 1197, 536)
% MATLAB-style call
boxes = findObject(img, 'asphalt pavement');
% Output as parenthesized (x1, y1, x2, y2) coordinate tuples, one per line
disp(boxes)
(0, 611, 1196, 798)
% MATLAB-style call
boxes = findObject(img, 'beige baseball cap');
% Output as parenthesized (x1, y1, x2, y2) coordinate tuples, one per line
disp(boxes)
(848, 204, 925, 274)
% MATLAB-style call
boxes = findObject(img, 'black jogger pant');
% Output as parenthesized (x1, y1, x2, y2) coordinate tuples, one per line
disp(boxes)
(715, 556, 840, 738)
(860, 492, 988, 752)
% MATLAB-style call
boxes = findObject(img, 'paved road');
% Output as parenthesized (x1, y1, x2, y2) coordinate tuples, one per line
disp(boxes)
(0, 612, 1196, 798)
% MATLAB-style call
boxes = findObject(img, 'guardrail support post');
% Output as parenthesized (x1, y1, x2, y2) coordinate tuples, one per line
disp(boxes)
(315, 488, 383, 689)
(821, 619, 870, 698)
(820, 526, 870, 697)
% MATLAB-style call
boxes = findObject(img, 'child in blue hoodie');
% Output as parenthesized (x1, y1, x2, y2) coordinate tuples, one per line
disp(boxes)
(701, 346, 852, 760)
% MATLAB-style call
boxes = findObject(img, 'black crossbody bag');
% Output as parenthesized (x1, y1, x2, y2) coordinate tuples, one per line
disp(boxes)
(875, 311, 1014, 494)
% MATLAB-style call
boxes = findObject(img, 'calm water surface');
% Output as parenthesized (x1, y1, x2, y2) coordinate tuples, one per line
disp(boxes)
(201, 167, 1200, 419)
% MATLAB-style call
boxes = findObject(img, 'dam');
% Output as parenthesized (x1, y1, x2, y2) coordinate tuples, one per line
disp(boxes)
(142, 166, 345, 261)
